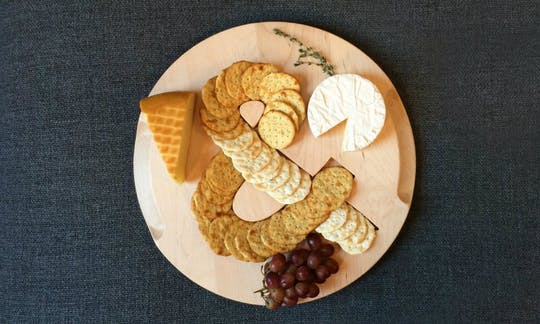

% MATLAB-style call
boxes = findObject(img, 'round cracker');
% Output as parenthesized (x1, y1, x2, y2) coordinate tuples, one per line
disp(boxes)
(260, 217, 296, 253)
(201, 77, 237, 118)
(311, 167, 354, 210)
(234, 222, 265, 262)
(258, 110, 296, 149)
(259, 72, 301, 103)
(203, 118, 246, 140)
(206, 152, 244, 195)
(215, 69, 243, 108)
(214, 125, 254, 153)
(340, 219, 376, 255)
(191, 189, 232, 220)
(206, 215, 236, 256)
(244, 149, 282, 184)
(199, 104, 241, 133)
(268, 211, 305, 247)
(322, 205, 359, 242)
(199, 176, 234, 205)
(263, 100, 300, 130)
(281, 206, 325, 235)
(232, 143, 272, 174)
(254, 159, 291, 191)
(268, 162, 302, 197)
(241, 63, 279, 100)
(315, 203, 349, 233)
(224, 219, 248, 261)
(269, 170, 311, 204)
(247, 221, 277, 258)
(267, 89, 306, 123)
(337, 209, 368, 248)
(224, 61, 253, 101)
(225, 135, 263, 161)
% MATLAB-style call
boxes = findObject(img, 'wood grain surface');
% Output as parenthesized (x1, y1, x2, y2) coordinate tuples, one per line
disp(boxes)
(133, 21, 416, 305)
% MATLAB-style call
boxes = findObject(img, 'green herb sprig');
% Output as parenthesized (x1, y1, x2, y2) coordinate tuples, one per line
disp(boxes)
(273, 28, 335, 76)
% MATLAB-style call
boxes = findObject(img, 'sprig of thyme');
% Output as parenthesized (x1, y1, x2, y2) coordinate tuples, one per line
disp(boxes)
(273, 28, 335, 76)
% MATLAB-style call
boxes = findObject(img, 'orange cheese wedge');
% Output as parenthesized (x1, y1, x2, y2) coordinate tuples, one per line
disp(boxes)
(139, 91, 196, 183)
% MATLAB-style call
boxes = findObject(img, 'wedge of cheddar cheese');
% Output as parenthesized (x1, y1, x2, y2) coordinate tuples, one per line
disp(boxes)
(139, 91, 196, 183)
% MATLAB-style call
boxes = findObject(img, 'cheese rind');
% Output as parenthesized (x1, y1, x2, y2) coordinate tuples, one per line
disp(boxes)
(307, 74, 386, 151)
(140, 91, 196, 183)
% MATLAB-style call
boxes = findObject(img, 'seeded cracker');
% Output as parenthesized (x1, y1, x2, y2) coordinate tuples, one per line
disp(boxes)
(201, 77, 237, 118)
(224, 219, 249, 261)
(264, 100, 300, 130)
(281, 206, 327, 235)
(260, 218, 295, 253)
(199, 176, 234, 205)
(191, 188, 232, 220)
(206, 215, 236, 256)
(203, 118, 245, 140)
(224, 61, 253, 101)
(234, 222, 265, 262)
(268, 211, 305, 247)
(215, 69, 244, 108)
(268, 89, 306, 123)
(241, 63, 279, 101)
(258, 72, 301, 103)
(199, 104, 241, 133)
(258, 110, 296, 149)
(205, 152, 244, 195)
(247, 221, 277, 258)
(311, 167, 354, 210)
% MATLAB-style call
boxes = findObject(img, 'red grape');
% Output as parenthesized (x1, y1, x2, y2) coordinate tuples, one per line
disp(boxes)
(291, 249, 309, 266)
(268, 253, 286, 273)
(307, 251, 322, 269)
(324, 258, 339, 274)
(315, 264, 331, 279)
(306, 283, 320, 298)
(265, 272, 280, 289)
(285, 287, 297, 299)
(269, 287, 285, 304)
(279, 273, 295, 289)
(283, 295, 298, 306)
(265, 297, 281, 310)
(295, 265, 314, 282)
(306, 233, 322, 250)
(295, 282, 310, 298)
(319, 243, 335, 258)
(284, 263, 297, 276)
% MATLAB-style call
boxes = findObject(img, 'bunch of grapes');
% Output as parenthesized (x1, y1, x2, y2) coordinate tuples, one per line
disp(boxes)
(255, 233, 339, 310)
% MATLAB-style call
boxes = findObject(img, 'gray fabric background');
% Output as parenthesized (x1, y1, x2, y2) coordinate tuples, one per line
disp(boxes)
(2, 1, 538, 322)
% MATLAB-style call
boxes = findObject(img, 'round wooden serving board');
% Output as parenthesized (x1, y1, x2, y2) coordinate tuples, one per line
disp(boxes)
(133, 22, 416, 305)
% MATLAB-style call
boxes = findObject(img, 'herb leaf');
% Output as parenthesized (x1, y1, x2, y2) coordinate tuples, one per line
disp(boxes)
(273, 28, 335, 76)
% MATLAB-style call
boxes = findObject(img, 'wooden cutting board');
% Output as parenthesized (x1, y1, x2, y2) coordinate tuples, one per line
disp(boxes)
(133, 21, 416, 305)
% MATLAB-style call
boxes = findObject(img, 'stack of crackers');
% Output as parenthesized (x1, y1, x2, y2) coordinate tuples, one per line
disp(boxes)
(192, 155, 355, 262)
(200, 61, 310, 204)
(316, 203, 377, 255)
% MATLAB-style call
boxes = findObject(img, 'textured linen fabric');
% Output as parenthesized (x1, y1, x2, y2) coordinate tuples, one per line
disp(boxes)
(2, 1, 539, 322)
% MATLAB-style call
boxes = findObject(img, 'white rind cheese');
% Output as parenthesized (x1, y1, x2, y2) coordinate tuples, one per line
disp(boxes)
(307, 74, 386, 151)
